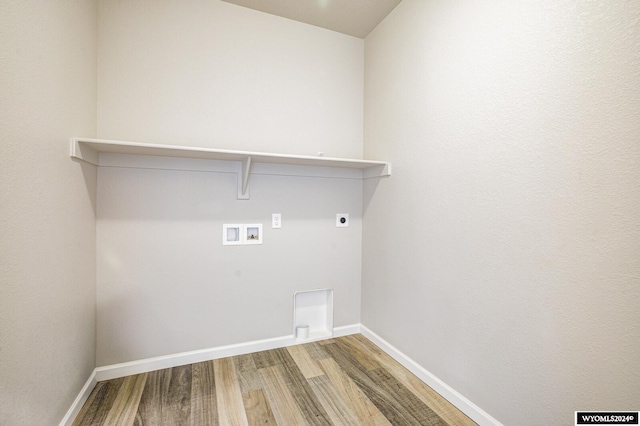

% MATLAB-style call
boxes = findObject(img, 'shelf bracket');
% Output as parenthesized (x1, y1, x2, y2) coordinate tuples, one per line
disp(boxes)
(238, 156, 252, 200)
(363, 162, 392, 179)
(70, 138, 99, 166)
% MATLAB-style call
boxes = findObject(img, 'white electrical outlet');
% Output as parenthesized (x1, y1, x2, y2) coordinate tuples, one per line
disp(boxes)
(336, 214, 349, 227)
(272, 213, 281, 229)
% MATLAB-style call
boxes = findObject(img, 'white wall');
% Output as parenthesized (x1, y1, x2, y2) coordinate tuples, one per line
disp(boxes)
(0, 1, 98, 425)
(363, 0, 640, 424)
(96, 0, 364, 366)
(98, 0, 364, 158)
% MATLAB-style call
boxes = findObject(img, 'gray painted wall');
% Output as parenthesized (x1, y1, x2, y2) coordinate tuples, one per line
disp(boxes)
(95, 0, 365, 366)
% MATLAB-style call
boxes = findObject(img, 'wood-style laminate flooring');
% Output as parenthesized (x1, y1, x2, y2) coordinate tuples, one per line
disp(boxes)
(73, 334, 476, 425)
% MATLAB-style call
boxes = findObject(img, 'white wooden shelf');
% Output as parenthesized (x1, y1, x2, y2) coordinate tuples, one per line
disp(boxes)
(70, 138, 391, 199)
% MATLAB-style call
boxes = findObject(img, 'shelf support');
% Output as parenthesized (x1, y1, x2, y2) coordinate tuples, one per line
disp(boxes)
(363, 162, 392, 179)
(238, 156, 252, 200)
(70, 138, 99, 166)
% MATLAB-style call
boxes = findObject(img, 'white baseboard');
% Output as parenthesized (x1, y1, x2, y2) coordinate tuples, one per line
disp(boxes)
(360, 325, 502, 426)
(94, 334, 292, 382)
(66, 323, 504, 426)
(59, 370, 97, 426)
(61, 327, 357, 424)
(333, 323, 361, 337)
(95, 324, 361, 382)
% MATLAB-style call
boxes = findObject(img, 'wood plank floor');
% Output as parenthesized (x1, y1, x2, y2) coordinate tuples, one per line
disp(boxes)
(73, 334, 476, 426)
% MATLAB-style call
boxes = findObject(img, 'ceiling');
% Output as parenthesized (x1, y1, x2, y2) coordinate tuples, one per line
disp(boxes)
(221, 0, 403, 39)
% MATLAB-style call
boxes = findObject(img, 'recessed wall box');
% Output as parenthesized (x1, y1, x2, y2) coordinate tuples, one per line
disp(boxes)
(223, 224, 243, 245)
(244, 224, 263, 245)
(294, 289, 334, 342)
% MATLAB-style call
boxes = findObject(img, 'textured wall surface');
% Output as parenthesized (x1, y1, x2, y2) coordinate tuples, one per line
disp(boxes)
(95, 0, 365, 366)
(0, 1, 98, 425)
(363, 0, 640, 424)
(98, 0, 364, 158)
(97, 166, 362, 366)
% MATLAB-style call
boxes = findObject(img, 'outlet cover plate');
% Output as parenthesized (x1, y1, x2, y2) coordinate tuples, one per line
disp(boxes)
(272, 213, 281, 229)
(336, 214, 349, 227)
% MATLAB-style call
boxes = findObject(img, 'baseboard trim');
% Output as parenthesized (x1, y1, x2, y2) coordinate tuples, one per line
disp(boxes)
(59, 370, 97, 426)
(94, 334, 293, 382)
(360, 325, 502, 426)
(95, 324, 361, 382)
(60, 325, 496, 425)
(60, 323, 365, 425)
(333, 323, 361, 337)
